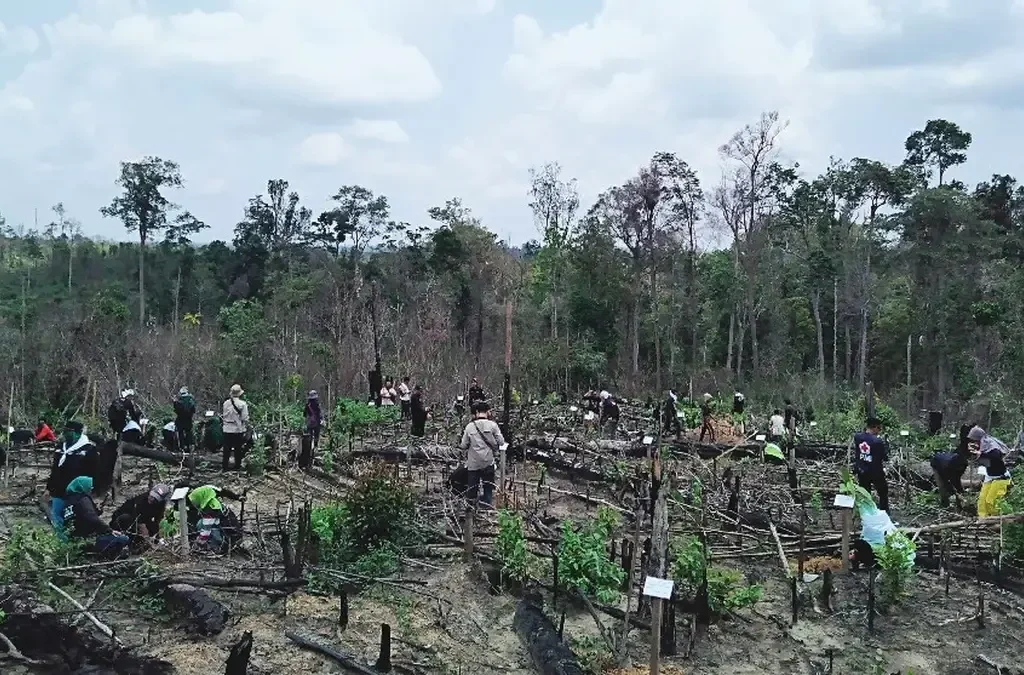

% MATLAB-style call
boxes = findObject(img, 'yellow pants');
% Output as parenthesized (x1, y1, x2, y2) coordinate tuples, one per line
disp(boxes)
(977, 478, 1011, 517)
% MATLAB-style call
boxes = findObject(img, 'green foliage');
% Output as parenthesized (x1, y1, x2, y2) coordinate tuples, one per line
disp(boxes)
(350, 544, 401, 579)
(809, 490, 824, 517)
(245, 434, 268, 476)
(344, 463, 416, 556)
(571, 635, 615, 675)
(495, 510, 537, 582)
(0, 524, 84, 587)
(556, 507, 624, 604)
(332, 398, 398, 440)
(671, 535, 762, 614)
(998, 467, 1024, 561)
(876, 530, 916, 606)
(839, 468, 876, 512)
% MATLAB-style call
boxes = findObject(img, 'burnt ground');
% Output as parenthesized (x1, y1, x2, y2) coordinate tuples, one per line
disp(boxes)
(1, 412, 1022, 675)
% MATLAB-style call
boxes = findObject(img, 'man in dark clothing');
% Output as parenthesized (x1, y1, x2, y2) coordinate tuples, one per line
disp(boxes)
(46, 421, 98, 532)
(110, 483, 172, 546)
(662, 390, 681, 437)
(108, 394, 129, 438)
(784, 399, 799, 438)
(63, 476, 129, 559)
(854, 417, 889, 512)
(468, 378, 486, 405)
(599, 390, 619, 439)
(699, 394, 716, 443)
(410, 385, 428, 438)
(173, 387, 197, 450)
(582, 390, 601, 414)
(931, 437, 970, 509)
(304, 390, 323, 449)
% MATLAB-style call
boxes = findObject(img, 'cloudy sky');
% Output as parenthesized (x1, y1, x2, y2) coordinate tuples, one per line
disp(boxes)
(1, 0, 1022, 245)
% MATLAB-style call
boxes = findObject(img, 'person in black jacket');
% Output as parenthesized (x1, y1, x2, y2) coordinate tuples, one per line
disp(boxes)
(599, 390, 619, 439)
(63, 476, 129, 559)
(46, 421, 98, 532)
(110, 483, 172, 546)
(662, 390, 681, 437)
(173, 387, 197, 450)
(468, 378, 486, 405)
(854, 417, 889, 512)
(410, 385, 428, 438)
(930, 425, 971, 508)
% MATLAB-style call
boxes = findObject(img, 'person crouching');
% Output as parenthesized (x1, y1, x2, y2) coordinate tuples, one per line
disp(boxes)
(63, 476, 129, 559)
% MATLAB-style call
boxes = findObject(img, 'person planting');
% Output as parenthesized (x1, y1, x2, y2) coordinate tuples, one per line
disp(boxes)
(186, 485, 244, 553)
(662, 389, 681, 437)
(599, 390, 620, 439)
(854, 417, 889, 512)
(35, 418, 57, 443)
(968, 425, 1012, 517)
(110, 483, 173, 548)
(930, 424, 971, 508)
(62, 476, 130, 559)
(459, 401, 505, 508)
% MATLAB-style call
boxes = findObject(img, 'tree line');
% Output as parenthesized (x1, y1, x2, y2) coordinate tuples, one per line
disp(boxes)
(0, 112, 1018, 423)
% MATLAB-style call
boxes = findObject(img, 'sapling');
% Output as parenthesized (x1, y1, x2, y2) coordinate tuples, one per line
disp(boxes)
(495, 509, 536, 583)
(876, 530, 916, 607)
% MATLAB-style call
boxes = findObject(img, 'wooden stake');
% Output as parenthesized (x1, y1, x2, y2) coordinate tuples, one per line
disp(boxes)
(376, 624, 392, 672)
(649, 597, 662, 675)
(867, 571, 875, 632)
(463, 507, 474, 562)
(338, 591, 349, 631)
(178, 497, 189, 558)
(840, 509, 852, 574)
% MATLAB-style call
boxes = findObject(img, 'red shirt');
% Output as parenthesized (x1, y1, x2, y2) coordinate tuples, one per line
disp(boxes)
(35, 423, 57, 443)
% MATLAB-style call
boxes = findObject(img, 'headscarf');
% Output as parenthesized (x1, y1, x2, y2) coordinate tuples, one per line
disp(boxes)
(969, 426, 1010, 456)
(149, 483, 172, 503)
(179, 386, 189, 396)
(188, 485, 222, 512)
(66, 475, 94, 495)
(599, 390, 610, 400)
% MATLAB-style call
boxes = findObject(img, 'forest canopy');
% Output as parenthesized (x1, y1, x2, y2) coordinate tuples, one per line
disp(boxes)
(0, 112, 1018, 421)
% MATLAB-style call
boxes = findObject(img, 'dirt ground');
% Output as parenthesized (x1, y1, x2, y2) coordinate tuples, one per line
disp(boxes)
(2, 419, 1023, 675)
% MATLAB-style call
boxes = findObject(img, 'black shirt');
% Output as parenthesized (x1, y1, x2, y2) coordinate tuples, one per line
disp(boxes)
(600, 398, 619, 423)
(110, 493, 166, 535)
(854, 431, 888, 475)
(64, 493, 111, 538)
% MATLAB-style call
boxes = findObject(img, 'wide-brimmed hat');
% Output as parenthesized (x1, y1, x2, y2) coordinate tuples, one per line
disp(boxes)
(230, 384, 244, 397)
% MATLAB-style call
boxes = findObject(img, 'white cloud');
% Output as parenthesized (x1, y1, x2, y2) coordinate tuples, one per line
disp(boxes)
(0, 22, 40, 54)
(298, 132, 347, 167)
(342, 119, 410, 144)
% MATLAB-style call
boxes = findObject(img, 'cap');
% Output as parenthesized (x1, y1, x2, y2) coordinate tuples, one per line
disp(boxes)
(149, 483, 172, 503)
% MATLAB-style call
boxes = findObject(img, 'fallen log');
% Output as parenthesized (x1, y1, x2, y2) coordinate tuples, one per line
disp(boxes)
(120, 441, 186, 466)
(285, 630, 379, 674)
(512, 590, 586, 675)
(0, 584, 173, 674)
(163, 583, 230, 635)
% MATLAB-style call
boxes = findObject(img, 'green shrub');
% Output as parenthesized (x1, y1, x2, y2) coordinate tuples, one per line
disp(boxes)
(671, 535, 762, 615)
(0, 525, 83, 587)
(999, 467, 1024, 562)
(345, 463, 416, 556)
(876, 530, 916, 607)
(496, 510, 537, 582)
(557, 507, 624, 604)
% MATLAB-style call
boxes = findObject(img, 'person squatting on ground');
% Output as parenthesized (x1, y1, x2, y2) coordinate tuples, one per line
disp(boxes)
(110, 483, 172, 549)
(174, 386, 197, 451)
(63, 476, 130, 559)
(46, 420, 98, 531)
(599, 390, 619, 439)
(410, 385, 428, 438)
(399, 377, 412, 420)
(221, 384, 250, 471)
(854, 417, 889, 512)
(186, 485, 242, 553)
(699, 393, 715, 443)
(930, 424, 971, 508)
(662, 389, 681, 437)
(969, 425, 1012, 517)
(459, 401, 505, 508)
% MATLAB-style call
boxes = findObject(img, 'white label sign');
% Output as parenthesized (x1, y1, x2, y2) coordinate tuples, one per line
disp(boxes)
(642, 436, 654, 445)
(499, 443, 509, 452)
(204, 410, 214, 418)
(949, 433, 957, 439)
(899, 430, 910, 437)
(642, 576, 675, 600)
(676, 412, 684, 419)
(569, 406, 579, 412)
(809, 421, 818, 427)
(977, 466, 988, 477)
(171, 487, 190, 502)
(833, 494, 855, 509)
(755, 434, 766, 442)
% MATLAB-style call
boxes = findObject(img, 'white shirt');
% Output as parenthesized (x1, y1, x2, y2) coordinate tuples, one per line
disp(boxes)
(398, 382, 411, 402)
(770, 414, 786, 436)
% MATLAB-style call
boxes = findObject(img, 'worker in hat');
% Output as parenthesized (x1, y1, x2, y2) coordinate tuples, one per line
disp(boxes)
(222, 384, 250, 471)
(599, 390, 619, 439)
(173, 386, 197, 451)
(459, 401, 505, 507)
(110, 483, 173, 548)
(699, 393, 716, 443)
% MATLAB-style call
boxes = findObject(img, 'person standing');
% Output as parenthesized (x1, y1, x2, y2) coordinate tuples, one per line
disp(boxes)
(459, 402, 505, 507)
(222, 384, 250, 471)
(46, 420, 97, 532)
(732, 392, 746, 435)
(854, 417, 889, 512)
(398, 377, 412, 420)
(662, 389, 681, 437)
(769, 409, 786, 445)
(410, 385, 428, 438)
(380, 378, 397, 407)
(968, 425, 1012, 517)
(468, 378, 486, 405)
(304, 391, 322, 449)
(699, 393, 716, 443)
(784, 398, 799, 440)
(599, 390, 619, 439)
(173, 387, 197, 451)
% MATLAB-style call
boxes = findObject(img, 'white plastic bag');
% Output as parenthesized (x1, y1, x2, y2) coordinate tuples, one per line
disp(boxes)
(860, 507, 916, 564)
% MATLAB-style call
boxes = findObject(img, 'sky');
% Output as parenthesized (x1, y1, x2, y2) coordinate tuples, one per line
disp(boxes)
(2, 0, 1024, 246)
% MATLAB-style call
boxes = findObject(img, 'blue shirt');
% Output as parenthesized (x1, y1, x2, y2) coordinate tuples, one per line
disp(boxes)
(854, 431, 887, 474)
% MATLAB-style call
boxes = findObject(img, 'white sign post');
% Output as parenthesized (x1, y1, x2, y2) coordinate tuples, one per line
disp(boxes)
(172, 487, 190, 557)
(643, 576, 674, 675)
(834, 494, 855, 573)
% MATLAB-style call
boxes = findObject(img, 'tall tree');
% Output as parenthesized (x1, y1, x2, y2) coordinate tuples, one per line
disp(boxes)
(100, 157, 183, 328)
(46, 202, 82, 293)
(312, 185, 390, 263)
(233, 179, 312, 297)
(904, 119, 972, 187)
(165, 211, 208, 333)
(528, 162, 579, 342)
